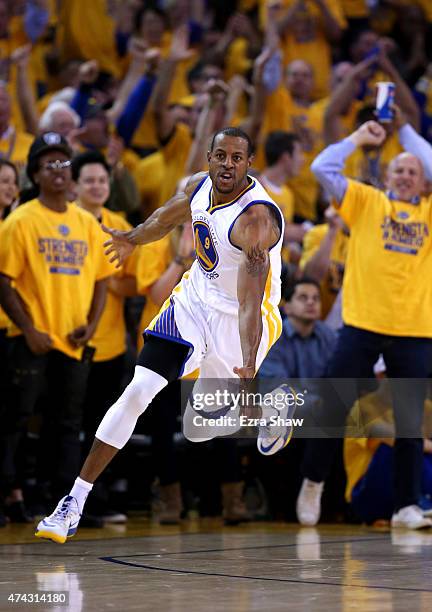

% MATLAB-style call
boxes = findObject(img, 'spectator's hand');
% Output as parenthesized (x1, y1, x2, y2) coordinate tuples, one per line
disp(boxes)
(325, 206, 344, 232)
(67, 324, 96, 348)
(351, 55, 378, 80)
(376, 46, 396, 76)
(252, 47, 273, 86)
(24, 327, 52, 355)
(205, 79, 229, 106)
(79, 60, 99, 85)
(350, 121, 386, 148)
(143, 47, 161, 74)
(102, 226, 135, 268)
(169, 25, 194, 63)
(128, 37, 149, 62)
(10, 44, 32, 69)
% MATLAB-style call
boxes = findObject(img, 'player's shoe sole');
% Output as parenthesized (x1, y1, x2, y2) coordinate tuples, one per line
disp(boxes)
(257, 424, 293, 456)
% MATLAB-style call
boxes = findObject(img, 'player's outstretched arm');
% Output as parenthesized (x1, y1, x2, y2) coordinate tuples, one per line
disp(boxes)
(231, 205, 280, 379)
(103, 172, 207, 268)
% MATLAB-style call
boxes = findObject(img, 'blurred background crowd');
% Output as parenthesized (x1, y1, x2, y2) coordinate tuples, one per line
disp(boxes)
(1, 0, 432, 531)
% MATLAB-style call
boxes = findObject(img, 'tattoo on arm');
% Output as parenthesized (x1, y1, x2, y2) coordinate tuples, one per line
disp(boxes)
(245, 245, 268, 277)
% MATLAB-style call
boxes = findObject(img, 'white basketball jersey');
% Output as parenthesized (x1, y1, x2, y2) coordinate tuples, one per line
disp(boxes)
(187, 175, 284, 317)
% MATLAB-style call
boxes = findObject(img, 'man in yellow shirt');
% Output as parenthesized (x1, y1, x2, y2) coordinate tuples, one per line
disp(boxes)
(258, 59, 325, 220)
(0, 133, 114, 517)
(259, 130, 308, 262)
(270, 0, 346, 99)
(296, 116, 432, 530)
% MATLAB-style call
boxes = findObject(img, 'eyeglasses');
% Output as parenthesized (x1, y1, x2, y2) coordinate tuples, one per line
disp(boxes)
(42, 160, 72, 171)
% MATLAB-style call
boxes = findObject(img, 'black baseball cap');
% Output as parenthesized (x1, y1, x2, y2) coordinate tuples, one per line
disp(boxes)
(27, 132, 72, 183)
(27, 132, 72, 164)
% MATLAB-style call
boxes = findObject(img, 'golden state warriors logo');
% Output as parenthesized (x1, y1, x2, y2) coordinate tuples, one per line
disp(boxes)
(193, 220, 219, 272)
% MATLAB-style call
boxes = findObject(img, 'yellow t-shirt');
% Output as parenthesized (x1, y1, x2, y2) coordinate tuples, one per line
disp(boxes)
(261, 0, 346, 99)
(88, 208, 138, 362)
(300, 224, 349, 318)
(337, 179, 432, 336)
(0, 200, 115, 359)
(0, 129, 34, 167)
(135, 235, 172, 351)
(133, 150, 165, 218)
(256, 87, 324, 220)
(56, 0, 121, 78)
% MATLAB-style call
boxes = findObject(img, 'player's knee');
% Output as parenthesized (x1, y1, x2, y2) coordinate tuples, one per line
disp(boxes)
(114, 366, 166, 419)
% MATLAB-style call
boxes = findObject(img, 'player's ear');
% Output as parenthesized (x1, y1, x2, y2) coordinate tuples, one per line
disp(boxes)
(207, 150, 211, 163)
(248, 154, 254, 168)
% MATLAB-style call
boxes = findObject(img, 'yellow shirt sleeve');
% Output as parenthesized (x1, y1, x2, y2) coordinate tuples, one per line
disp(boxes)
(0, 215, 26, 280)
(337, 179, 381, 229)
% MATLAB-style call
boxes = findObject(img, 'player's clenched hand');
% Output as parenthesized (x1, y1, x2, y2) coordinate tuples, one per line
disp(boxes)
(102, 225, 135, 268)
(24, 327, 52, 355)
(233, 365, 255, 379)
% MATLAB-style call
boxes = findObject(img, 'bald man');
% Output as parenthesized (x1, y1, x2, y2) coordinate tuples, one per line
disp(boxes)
(296, 116, 432, 530)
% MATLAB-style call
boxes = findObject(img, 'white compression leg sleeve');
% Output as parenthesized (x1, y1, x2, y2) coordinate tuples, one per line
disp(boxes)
(95, 365, 168, 449)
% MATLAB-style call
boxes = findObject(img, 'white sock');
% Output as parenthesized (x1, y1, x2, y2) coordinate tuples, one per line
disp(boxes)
(70, 477, 93, 514)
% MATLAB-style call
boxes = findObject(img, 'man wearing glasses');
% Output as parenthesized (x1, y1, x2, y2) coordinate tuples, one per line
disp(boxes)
(0, 133, 115, 520)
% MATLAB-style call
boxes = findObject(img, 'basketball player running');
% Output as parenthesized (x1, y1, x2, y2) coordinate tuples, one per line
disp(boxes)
(35, 127, 290, 543)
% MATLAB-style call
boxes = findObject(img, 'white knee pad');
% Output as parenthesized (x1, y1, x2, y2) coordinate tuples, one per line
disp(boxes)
(95, 366, 167, 449)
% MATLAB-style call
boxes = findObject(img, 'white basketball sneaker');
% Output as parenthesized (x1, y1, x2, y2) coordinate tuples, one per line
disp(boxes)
(257, 385, 296, 456)
(35, 496, 81, 544)
(296, 478, 324, 526)
(391, 505, 432, 530)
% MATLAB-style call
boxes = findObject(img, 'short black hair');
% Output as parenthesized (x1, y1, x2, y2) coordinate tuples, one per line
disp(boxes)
(265, 131, 301, 166)
(355, 104, 376, 127)
(71, 150, 110, 182)
(283, 277, 321, 302)
(210, 127, 253, 157)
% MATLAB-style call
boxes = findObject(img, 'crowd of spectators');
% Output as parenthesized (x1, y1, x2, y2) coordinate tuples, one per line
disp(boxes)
(1, 0, 432, 530)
